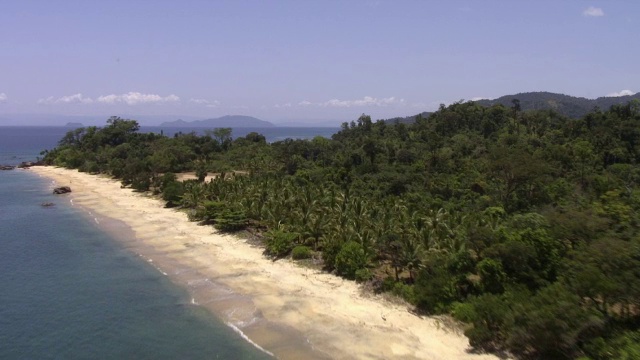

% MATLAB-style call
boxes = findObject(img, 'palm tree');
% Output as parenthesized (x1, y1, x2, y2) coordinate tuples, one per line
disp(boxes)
(181, 181, 203, 208)
(398, 236, 425, 282)
(424, 208, 454, 251)
(304, 211, 327, 250)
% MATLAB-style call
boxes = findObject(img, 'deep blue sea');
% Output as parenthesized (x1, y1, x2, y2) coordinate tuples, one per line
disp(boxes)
(0, 126, 336, 359)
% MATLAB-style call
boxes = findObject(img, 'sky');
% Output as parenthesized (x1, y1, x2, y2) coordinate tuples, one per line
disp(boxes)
(1, 0, 638, 126)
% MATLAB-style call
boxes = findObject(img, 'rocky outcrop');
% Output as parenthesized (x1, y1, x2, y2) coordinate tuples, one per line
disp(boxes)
(17, 161, 44, 169)
(53, 186, 72, 194)
(0, 165, 15, 170)
(41, 202, 55, 207)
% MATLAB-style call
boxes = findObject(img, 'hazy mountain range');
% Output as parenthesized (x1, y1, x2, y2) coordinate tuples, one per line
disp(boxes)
(382, 91, 640, 124)
(475, 91, 640, 118)
(159, 115, 274, 128)
(2, 91, 638, 127)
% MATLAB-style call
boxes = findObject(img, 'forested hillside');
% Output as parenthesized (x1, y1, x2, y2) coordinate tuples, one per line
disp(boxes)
(43, 101, 640, 359)
(384, 111, 432, 124)
(476, 91, 640, 118)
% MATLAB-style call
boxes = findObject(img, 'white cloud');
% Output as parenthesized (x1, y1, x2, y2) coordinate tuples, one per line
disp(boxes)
(97, 92, 180, 105)
(471, 97, 487, 101)
(189, 98, 220, 107)
(583, 6, 604, 17)
(325, 96, 403, 107)
(298, 96, 404, 108)
(274, 102, 292, 108)
(410, 102, 428, 108)
(606, 89, 635, 97)
(0, 93, 7, 102)
(38, 93, 93, 104)
(38, 96, 55, 104)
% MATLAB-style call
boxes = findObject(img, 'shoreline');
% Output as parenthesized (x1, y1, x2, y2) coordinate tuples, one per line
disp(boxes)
(30, 166, 498, 360)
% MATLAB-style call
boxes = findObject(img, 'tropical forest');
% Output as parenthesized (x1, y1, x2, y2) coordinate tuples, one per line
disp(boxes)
(42, 100, 640, 359)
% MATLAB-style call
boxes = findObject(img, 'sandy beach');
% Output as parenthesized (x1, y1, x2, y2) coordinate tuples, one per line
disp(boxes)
(30, 166, 498, 360)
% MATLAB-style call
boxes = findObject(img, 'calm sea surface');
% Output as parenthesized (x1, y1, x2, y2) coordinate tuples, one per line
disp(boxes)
(0, 125, 336, 359)
(0, 125, 339, 167)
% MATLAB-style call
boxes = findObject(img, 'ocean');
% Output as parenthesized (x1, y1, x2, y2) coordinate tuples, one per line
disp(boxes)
(139, 126, 339, 143)
(0, 126, 337, 359)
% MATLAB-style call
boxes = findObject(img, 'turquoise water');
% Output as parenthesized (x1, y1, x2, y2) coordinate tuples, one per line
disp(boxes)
(0, 169, 270, 359)
(0, 125, 339, 359)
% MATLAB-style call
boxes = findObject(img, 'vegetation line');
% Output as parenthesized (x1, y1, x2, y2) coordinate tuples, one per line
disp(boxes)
(42, 100, 640, 359)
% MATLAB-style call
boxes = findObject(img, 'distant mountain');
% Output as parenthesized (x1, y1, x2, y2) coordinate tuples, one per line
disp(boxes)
(160, 115, 274, 128)
(65, 122, 84, 127)
(475, 91, 640, 118)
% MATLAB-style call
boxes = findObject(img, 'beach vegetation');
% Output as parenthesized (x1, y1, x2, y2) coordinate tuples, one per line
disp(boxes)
(42, 101, 640, 359)
(214, 208, 248, 232)
(291, 245, 312, 260)
(162, 180, 184, 208)
(334, 241, 369, 279)
(264, 229, 298, 258)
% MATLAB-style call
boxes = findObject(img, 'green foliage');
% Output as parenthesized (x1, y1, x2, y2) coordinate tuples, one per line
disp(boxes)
(214, 209, 247, 232)
(131, 172, 152, 191)
(390, 281, 416, 303)
(476, 258, 506, 294)
(291, 245, 312, 260)
(507, 283, 603, 359)
(162, 181, 184, 207)
(321, 239, 343, 270)
(564, 237, 640, 320)
(79, 160, 100, 174)
(453, 293, 510, 350)
(264, 230, 298, 258)
(413, 255, 459, 313)
(584, 331, 640, 360)
(334, 241, 369, 279)
(195, 166, 207, 182)
(199, 201, 225, 223)
(354, 268, 372, 283)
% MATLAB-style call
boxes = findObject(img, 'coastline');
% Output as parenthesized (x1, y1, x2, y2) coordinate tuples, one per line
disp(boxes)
(29, 166, 498, 360)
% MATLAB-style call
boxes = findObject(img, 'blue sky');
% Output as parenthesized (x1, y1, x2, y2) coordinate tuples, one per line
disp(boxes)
(0, 1, 638, 125)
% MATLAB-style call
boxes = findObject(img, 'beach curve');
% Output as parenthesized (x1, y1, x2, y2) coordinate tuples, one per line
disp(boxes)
(30, 166, 499, 360)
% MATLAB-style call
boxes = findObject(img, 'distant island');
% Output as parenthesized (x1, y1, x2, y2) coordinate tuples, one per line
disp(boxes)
(65, 122, 85, 127)
(160, 115, 274, 128)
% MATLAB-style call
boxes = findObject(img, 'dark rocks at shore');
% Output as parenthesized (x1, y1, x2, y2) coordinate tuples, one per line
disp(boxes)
(17, 161, 44, 169)
(53, 186, 72, 194)
(0, 161, 42, 170)
(41, 202, 55, 207)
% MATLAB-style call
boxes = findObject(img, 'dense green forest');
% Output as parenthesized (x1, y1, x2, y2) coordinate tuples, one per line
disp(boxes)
(42, 100, 640, 359)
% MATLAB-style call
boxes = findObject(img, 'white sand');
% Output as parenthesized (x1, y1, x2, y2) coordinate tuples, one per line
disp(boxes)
(30, 166, 498, 360)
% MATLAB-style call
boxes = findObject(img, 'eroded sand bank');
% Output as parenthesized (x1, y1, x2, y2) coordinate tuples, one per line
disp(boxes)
(30, 166, 498, 360)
